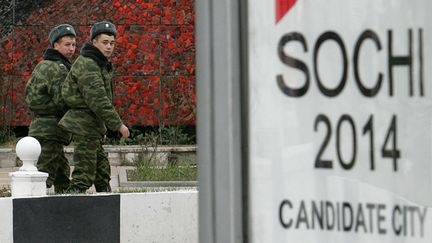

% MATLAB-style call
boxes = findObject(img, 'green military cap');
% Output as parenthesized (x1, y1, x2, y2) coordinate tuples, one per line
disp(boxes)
(90, 21, 117, 40)
(49, 24, 76, 46)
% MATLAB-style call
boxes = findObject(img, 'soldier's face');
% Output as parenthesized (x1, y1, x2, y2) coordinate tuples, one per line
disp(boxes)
(92, 34, 115, 58)
(54, 36, 76, 60)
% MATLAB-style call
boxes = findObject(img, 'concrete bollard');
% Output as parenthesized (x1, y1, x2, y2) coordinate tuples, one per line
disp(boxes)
(9, 136, 48, 198)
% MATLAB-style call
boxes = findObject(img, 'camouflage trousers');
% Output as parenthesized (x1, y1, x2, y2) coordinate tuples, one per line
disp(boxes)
(36, 139, 70, 193)
(68, 135, 111, 192)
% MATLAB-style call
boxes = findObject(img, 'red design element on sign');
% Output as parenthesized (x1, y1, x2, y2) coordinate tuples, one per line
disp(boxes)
(276, 0, 297, 23)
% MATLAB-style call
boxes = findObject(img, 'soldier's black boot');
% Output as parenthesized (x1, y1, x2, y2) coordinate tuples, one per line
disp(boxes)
(54, 184, 69, 194)
(95, 184, 112, 192)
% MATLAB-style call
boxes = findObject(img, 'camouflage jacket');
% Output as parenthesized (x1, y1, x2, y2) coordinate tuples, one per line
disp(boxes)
(25, 48, 72, 144)
(59, 43, 122, 138)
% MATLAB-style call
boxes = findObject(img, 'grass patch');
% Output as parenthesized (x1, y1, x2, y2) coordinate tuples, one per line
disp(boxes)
(128, 159, 197, 181)
(113, 187, 193, 193)
(46, 187, 191, 195)
(0, 135, 17, 147)
(0, 186, 11, 197)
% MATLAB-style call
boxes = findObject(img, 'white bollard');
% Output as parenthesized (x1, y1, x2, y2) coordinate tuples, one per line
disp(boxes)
(9, 136, 48, 198)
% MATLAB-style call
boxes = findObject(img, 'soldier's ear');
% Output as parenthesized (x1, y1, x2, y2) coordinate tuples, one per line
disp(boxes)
(53, 41, 60, 50)
(91, 36, 98, 45)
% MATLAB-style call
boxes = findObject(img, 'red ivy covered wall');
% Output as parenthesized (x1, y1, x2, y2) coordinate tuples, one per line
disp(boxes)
(0, 0, 195, 127)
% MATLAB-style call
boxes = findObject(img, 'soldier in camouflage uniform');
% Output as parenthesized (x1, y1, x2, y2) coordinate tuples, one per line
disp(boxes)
(59, 21, 129, 193)
(25, 24, 77, 193)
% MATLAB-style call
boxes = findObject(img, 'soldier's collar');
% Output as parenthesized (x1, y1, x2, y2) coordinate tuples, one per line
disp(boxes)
(43, 48, 72, 69)
(81, 43, 111, 70)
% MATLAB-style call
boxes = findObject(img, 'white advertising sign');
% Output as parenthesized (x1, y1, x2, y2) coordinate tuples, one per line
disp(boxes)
(248, 0, 432, 242)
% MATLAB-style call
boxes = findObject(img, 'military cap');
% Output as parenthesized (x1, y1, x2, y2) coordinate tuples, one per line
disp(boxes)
(90, 21, 117, 40)
(49, 24, 76, 46)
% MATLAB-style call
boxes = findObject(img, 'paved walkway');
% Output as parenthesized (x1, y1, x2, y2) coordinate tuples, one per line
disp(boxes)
(0, 167, 16, 187)
(0, 166, 130, 191)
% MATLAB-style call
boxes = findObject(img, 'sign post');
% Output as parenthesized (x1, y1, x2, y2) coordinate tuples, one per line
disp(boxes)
(196, 0, 245, 242)
(247, 0, 432, 242)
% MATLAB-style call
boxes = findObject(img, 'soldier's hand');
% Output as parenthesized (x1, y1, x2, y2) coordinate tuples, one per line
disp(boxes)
(118, 124, 130, 138)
